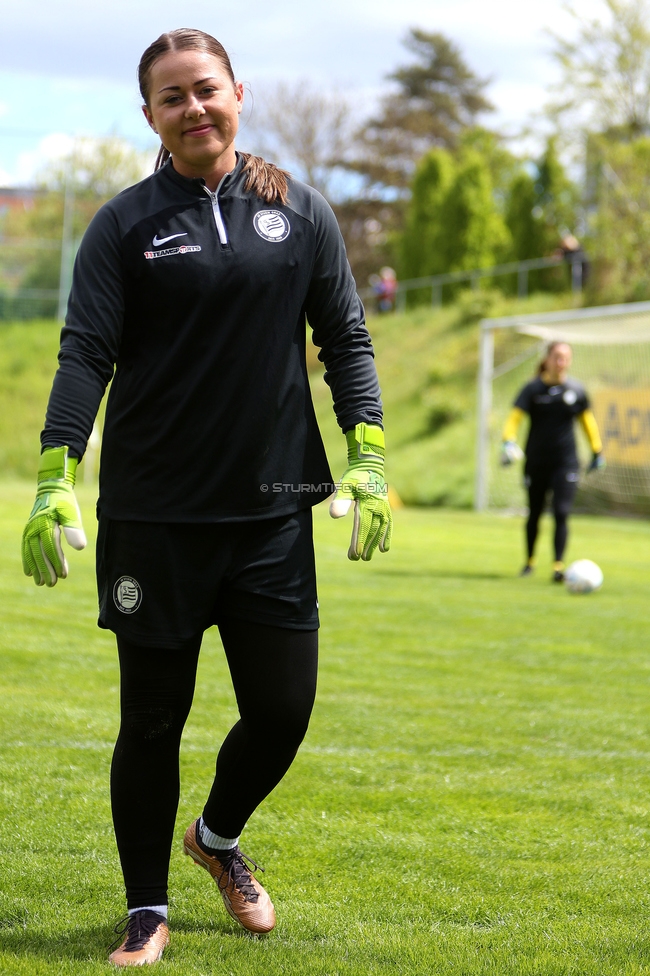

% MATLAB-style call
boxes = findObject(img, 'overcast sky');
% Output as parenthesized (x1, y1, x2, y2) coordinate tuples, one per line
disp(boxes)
(0, 0, 596, 185)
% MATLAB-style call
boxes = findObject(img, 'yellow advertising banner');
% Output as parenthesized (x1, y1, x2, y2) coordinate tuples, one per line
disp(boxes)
(592, 389, 650, 465)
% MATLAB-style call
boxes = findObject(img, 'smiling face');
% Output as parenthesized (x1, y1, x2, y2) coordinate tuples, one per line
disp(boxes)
(544, 343, 572, 384)
(142, 49, 244, 187)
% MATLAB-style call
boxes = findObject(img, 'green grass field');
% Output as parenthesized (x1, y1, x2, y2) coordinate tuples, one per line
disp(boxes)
(1, 482, 650, 974)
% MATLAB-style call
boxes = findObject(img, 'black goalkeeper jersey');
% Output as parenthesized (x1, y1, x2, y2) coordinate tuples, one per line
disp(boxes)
(42, 156, 382, 522)
(514, 376, 589, 469)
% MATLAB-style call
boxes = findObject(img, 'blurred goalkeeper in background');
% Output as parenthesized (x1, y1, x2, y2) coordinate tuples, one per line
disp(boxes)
(501, 341, 604, 582)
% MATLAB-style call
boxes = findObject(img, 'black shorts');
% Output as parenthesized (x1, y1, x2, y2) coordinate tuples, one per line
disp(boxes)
(524, 465, 579, 510)
(96, 509, 319, 648)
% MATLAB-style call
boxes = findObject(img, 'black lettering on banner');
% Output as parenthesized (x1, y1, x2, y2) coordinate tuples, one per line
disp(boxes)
(604, 403, 620, 445)
(625, 407, 643, 446)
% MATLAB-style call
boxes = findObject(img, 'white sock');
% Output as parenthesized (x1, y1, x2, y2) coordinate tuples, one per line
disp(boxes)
(199, 817, 239, 851)
(129, 905, 168, 919)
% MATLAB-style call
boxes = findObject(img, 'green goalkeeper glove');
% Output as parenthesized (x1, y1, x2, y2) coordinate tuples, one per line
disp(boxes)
(21, 446, 87, 587)
(329, 422, 392, 561)
(587, 452, 606, 472)
(500, 440, 523, 466)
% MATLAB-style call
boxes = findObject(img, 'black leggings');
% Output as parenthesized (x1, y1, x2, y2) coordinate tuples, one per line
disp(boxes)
(110, 620, 318, 909)
(526, 467, 578, 562)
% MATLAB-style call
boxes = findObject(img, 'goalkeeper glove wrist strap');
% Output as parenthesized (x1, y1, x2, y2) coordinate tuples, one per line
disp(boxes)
(38, 446, 78, 487)
(345, 423, 385, 470)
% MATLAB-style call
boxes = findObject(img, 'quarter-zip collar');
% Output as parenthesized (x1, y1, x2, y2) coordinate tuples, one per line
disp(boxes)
(159, 154, 245, 198)
(159, 155, 245, 246)
(202, 174, 229, 245)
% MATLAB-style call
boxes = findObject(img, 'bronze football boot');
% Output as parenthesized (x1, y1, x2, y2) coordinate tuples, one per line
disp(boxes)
(183, 819, 276, 933)
(109, 910, 169, 967)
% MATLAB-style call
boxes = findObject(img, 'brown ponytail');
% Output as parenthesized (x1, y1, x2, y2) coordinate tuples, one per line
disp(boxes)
(239, 153, 290, 205)
(155, 146, 171, 171)
(139, 29, 291, 205)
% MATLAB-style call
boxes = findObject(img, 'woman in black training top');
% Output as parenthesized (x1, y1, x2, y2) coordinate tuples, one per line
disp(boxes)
(20, 29, 392, 967)
(501, 341, 604, 581)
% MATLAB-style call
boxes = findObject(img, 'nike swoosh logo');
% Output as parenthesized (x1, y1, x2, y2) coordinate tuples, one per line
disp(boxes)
(152, 232, 188, 247)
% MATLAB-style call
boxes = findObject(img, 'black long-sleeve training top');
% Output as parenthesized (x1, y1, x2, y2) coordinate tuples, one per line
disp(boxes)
(514, 376, 589, 469)
(42, 155, 383, 522)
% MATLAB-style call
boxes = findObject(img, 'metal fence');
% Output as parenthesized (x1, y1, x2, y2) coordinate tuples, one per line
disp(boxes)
(358, 254, 585, 310)
(0, 235, 585, 321)
(0, 234, 62, 318)
(0, 225, 78, 320)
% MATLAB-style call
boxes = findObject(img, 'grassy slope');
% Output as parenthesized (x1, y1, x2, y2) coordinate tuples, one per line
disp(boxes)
(0, 292, 581, 500)
(0, 320, 60, 477)
(1, 483, 650, 974)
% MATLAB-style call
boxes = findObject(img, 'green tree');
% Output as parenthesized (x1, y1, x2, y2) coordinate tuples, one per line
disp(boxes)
(505, 171, 544, 261)
(459, 128, 519, 209)
(399, 147, 511, 289)
(544, 0, 650, 300)
(439, 150, 511, 273)
(44, 136, 149, 198)
(506, 140, 578, 259)
(547, 0, 650, 139)
(2, 137, 148, 316)
(535, 139, 578, 237)
(586, 134, 650, 301)
(399, 149, 454, 279)
(504, 139, 578, 292)
(351, 29, 494, 195)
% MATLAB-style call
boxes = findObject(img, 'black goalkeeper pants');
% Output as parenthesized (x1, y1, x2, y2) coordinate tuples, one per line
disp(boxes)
(525, 466, 578, 562)
(110, 620, 318, 910)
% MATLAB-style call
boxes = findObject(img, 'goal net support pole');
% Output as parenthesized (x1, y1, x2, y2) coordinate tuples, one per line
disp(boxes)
(475, 325, 494, 511)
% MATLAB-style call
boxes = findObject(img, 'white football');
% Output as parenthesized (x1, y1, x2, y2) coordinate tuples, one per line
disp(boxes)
(564, 559, 604, 594)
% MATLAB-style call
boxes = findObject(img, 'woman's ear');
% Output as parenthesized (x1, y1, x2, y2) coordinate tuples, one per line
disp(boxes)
(142, 105, 158, 134)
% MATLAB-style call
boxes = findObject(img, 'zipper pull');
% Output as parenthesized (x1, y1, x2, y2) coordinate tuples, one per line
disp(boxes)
(203, 186, 228, 245)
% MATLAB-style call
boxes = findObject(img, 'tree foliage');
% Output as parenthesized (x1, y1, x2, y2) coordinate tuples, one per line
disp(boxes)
(40, 136, 150, 198)
(586, 134, 650, 301)
(398, 133, 582, 297)
(332, 200, 401, 292)
(459, 128, 519, 210)
(505, 172, 544, 262)
(399, 147, 510, 280)
(547, 0, 650, 138)
(351, 29, 494, 195)
(506, 139, 578, 261)
(541, 0, 650, 302)
(0, 137, 149, 315)
(400, 150, 454, 279)
(439, 151, 510, 273)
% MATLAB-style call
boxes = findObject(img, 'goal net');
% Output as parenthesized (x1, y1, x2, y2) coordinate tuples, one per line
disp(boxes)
(475, 301, 650, 516)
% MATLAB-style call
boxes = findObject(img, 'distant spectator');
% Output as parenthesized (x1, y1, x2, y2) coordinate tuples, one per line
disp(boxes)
(555, 233, 590, 290)
(370, 266, 398, 312)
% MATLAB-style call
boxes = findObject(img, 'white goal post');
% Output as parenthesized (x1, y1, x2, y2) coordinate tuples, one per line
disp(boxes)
(475, 300, 650, 515)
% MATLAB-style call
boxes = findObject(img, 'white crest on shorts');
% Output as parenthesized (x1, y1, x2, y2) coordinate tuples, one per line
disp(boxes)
(563, 389, 578, 405)
(113, 576, 142, 614)
(253, 210, 291, 242)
